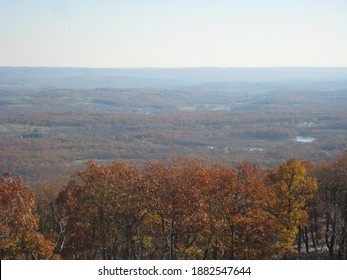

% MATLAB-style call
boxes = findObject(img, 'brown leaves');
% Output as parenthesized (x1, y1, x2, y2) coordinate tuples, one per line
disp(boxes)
(56, 160, 144, 259)
(204, 162, 276, 259)
(0, 174, 57, 259)
(5, 155, 341, 259)
(53, 157, 279, 259)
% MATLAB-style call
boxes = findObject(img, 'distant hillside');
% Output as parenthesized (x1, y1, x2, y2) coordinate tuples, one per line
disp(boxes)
(1, 67, 347, 89)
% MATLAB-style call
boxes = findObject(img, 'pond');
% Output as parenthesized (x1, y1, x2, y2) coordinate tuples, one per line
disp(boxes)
(294, 136, 315, 143)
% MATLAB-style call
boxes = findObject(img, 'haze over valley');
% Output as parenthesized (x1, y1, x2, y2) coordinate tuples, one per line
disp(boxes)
(2, 0, 347, 262)
(1, 67, 346, 184)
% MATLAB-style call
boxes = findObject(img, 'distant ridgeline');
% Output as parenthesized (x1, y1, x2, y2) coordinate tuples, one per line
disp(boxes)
(22, 129, 42, 139)
(1, 67, 347, 89)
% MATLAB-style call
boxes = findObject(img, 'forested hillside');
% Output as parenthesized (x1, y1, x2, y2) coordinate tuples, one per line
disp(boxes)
(1, 80, 347, 185)
(1, 68, 347, 259)
(1, 155, 347, 260)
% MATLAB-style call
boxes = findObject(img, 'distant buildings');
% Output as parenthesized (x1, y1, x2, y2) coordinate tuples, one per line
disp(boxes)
(22, 129, 42, 139)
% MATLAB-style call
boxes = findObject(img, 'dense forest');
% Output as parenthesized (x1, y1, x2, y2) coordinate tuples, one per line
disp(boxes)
(1, 84, 347, 185)
(1, 67, 347, 260)
(1, 154, 347, 260)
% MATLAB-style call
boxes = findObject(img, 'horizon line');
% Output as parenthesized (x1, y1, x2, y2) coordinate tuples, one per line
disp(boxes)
(2, 65, 347, 69)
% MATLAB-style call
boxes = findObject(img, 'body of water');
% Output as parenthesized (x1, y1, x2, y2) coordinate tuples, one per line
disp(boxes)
(294, 136, 315, 143)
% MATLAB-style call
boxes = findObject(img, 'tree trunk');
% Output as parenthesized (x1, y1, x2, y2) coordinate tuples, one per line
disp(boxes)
(304, 227, 309, 253)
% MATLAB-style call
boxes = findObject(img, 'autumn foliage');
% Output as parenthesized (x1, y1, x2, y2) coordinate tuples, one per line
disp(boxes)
(267, 159, 317, 258)
(2, 155, 347, 259)
(0, 174, 57, 259)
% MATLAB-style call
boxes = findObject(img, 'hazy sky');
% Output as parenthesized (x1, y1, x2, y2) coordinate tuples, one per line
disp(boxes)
(1, 0, 346, 67)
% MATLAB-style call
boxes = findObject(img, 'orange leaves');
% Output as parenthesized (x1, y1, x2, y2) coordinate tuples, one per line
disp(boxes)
(4, 154, 347, 259)
(0, 174, 56, 259)
(56, 160, 144, 259)
(204, 162, 276, 259)
(141, 157, 211, 259)
(51, 157, 282, 259)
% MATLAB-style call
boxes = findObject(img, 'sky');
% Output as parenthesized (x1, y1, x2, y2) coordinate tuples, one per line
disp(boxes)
(0, 0, 346, 67)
